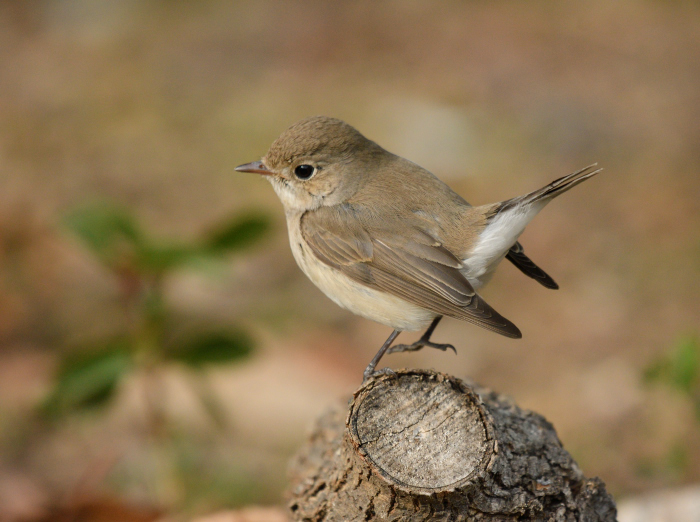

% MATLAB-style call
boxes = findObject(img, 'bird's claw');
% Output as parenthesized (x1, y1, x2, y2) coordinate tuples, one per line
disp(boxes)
(362, 366, 397, 383)
(386, 340, 457, 355)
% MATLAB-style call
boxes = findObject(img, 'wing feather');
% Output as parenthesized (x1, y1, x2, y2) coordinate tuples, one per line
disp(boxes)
(301, 205, 521, 338)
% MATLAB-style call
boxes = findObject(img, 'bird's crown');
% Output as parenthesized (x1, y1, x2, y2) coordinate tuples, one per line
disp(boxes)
(264, 116, 371, 169)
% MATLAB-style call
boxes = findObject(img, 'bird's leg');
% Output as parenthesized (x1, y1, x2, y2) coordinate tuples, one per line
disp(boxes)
(363, 329, 401, 382)
(386, 316, 456, 355)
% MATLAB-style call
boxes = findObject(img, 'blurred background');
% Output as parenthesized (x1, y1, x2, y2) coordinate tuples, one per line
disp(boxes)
(1, 1, 699, 520)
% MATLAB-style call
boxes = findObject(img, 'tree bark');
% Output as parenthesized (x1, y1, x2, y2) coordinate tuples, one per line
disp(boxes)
(287, 369, 616, 521)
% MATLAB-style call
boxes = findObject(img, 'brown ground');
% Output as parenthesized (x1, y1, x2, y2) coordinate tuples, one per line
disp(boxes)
(0, 1, 699, 520)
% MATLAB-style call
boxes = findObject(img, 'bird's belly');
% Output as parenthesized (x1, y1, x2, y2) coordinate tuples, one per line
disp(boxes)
(286, 217, 435, 331)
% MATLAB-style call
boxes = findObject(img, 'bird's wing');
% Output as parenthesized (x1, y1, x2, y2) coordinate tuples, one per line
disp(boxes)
(506, 242, 559, 289)
(301, 205, 521, 338)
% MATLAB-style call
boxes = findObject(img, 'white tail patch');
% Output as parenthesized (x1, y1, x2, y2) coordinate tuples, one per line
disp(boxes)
(462, 203, 543, 287)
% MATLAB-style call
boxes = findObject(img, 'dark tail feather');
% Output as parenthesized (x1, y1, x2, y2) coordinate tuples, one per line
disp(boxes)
(494, 164, 602, 216)
(519, 164, 602, 206)
(506, 242, 558, 289)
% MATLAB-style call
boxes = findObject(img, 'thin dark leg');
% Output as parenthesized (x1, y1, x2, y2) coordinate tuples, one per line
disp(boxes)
(420, 316, 442, 341)
(386, 316, 456, 355)
(363, 329, 401, 382)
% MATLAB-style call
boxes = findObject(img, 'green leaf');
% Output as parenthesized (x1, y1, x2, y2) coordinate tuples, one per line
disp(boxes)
(63, 204, 143, 267)
(644, 334, 700, 394)
(168, 331, 253, 367)
(42, 342, 133, 416)
(205, 213, 270, 254)
(668, 336, 700, 393)
(136, 242, 202, 273)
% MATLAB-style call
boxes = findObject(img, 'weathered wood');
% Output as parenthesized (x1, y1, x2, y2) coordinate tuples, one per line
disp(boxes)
(288, 369, 616, 521)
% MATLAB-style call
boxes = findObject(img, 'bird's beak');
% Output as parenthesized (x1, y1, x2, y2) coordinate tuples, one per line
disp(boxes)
(235, 160, 272, 176)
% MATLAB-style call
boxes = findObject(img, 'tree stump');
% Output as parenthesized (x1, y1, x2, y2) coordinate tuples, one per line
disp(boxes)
(288, 369, 616, 521)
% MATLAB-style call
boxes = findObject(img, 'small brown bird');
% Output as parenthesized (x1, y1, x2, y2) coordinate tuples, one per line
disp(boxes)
(237, 116, 601, 380)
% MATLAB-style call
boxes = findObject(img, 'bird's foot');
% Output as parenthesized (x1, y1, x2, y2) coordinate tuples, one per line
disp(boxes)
(362, 366, 397, 383)
(386, 339, 457, 355)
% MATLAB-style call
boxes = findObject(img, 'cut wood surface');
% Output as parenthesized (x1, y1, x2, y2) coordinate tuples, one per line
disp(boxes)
(288, 369, 617, 521)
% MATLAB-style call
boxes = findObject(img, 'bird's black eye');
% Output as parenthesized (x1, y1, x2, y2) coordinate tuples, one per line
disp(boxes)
(294, 164, 315, 180)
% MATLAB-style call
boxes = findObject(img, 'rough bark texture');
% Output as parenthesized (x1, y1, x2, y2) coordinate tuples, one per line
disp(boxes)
(288, 369, 616, 521)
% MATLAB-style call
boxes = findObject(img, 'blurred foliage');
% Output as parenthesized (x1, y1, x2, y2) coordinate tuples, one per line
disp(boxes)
(43, 340, 132, 415)
(169, 331, 253, 368)
(644, 334, 700, 421)
(42, 203, 269, 419)
(62, 204, 270, 274)
(171, 438, 281, 510)
(635, 441, 690, 483)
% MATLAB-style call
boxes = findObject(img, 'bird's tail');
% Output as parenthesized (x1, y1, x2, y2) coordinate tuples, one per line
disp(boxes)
(493, 164, 602, 216)
(469, 165, 602, 278)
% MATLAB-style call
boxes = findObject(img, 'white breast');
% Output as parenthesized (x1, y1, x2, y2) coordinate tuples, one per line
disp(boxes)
(285, 213, 435, 332)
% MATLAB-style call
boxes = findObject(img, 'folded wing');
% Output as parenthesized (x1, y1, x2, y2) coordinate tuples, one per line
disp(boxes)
(301, 205, 521, 338)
